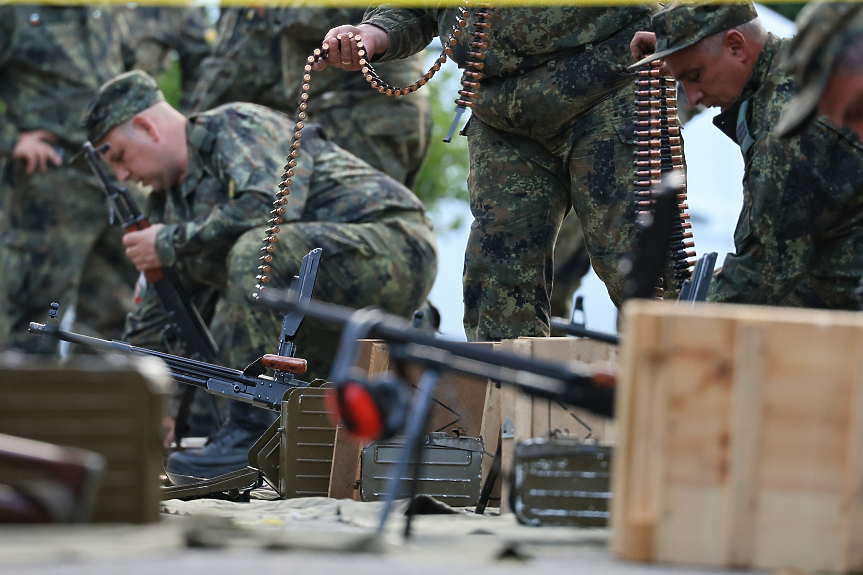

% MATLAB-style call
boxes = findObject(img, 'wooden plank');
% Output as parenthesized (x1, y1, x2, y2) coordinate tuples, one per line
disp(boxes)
(478, 378, 501, 506)
(498, 338, 534, 514)
(327, 340, 385, 501)
(724, 324, 766, 568)
(327, 425, 361, 499)
(529, 338, 618, 443)
(841, 329, 863, 571)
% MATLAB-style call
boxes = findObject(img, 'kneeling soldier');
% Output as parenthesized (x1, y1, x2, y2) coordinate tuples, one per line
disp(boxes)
(82, 70, 438, 478)
(631, 2, 863, 309)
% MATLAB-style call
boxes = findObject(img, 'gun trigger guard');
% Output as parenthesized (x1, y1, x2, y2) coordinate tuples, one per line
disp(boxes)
(242, 357, 267, 378)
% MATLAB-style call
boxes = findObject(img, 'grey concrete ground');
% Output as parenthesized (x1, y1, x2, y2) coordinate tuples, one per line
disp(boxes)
(0, 498, 766, 575)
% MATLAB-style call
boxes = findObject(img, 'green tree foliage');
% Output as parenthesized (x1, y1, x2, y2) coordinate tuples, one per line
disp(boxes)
(157, 55, 183, 109)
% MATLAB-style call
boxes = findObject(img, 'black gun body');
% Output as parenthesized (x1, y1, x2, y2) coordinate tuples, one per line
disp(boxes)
(28, 322, 294, 411)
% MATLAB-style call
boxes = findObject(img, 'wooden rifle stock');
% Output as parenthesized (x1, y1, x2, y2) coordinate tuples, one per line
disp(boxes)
(261, 354, 307, 375)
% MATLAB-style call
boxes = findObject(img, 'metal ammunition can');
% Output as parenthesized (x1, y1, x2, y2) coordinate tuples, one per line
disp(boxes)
(512, 438, 612, 527)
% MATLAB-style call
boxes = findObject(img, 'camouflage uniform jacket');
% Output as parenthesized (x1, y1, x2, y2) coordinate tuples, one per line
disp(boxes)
(363, 5, 656, 130)
(0, 6, 126, 154)
(151, 102, 427, 288)
(185, 8, 424, 115)
(709, 35, 863, 309)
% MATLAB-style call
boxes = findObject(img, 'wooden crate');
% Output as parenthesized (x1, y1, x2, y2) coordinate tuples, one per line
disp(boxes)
(497, 337, 618, 512)
(0, 354, 171, 523)
(612, 300, 863, 572)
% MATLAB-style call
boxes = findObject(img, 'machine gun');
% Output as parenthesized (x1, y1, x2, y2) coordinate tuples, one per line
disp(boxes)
(29, 248, 322, 412)
(75, 141, 221, 443)
(256, 290, 616, 534)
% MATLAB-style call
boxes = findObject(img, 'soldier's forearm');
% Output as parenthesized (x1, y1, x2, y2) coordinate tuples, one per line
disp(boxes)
(361, 8, 439, 63)
(0, 122, 20, 156)
(162, 192, 272, 263)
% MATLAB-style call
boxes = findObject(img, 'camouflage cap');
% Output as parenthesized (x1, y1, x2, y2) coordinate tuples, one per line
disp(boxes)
(82, 70, 165, 143)
(631, 2, 759, 69)
(776, 3, 863, 138)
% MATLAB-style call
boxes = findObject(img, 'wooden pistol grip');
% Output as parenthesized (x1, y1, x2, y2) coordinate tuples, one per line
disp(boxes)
(262, 354, 308, 375)
(122, 217, 164, 283)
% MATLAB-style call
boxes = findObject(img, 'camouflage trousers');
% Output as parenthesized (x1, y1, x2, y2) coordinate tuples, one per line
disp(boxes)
(213, 211, 437, 430)
(0, 163, 136, 354)
(551, 211, 590, 321)
(313, 96, 433, 189)
(126, 211, 437, 430)
(463, 84, 676, 341)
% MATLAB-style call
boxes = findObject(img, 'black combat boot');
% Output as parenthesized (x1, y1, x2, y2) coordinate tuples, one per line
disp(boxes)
(165, 402, 277, 480)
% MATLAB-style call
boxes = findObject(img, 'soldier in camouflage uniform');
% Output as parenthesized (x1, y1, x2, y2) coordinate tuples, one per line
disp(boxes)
(120, 6, 214, 94)
(778, 3, 863, 142)
(317, 6, 679, 342)
(0, 6, 137, 354)
(184, 8, 431, 188)
(82, 70, 437, 478)
(631, 3, 863, 309)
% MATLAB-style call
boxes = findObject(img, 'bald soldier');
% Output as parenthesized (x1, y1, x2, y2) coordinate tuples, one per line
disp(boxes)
(631, 2, 863, 309)
(778, 3, 863, 142)
(82, 71, 437, 478)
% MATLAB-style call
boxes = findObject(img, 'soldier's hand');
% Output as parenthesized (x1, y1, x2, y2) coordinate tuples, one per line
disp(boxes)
(630, 31, 658, 60)
(630, 31, 671, 76)
(313, 24, 389, 72)
(123, 224, 164, 271)
(13, 130, 62, 175)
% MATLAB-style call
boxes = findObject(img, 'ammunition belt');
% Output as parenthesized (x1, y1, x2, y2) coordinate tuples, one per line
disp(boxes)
(633, 61, 695, 294)
(253, 5, 494, 297)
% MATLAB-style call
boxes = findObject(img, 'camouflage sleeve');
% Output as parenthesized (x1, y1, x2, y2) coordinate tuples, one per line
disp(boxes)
(0, 10, 18, 155)
(275, 8, 365, 42)
(154, 110, 290, 265)
(362, 7, 441, 62)
(708, 126, 835, 305)
(154, 192, 271, 267)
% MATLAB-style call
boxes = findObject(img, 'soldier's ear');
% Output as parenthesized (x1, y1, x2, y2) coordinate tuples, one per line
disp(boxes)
(130, 114, 159, 144)
(724, 30, 746, 59)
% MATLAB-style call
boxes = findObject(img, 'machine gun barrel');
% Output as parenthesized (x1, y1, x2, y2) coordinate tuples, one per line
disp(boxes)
(28, 321, 299, 411)
(548, 319, 620, 345)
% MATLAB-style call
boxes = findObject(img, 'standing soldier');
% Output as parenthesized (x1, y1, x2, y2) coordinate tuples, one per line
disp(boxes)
(185, 8, 432, 188)
(317, 6, 669, 341)
(120, 6, 214, 95)
(0, 6, 136, 353)
(631, 2, 863, 309)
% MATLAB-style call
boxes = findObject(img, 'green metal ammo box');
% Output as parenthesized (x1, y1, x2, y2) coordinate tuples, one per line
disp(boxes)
(512, 438, 612, 527)
(360, 432, 483, 506)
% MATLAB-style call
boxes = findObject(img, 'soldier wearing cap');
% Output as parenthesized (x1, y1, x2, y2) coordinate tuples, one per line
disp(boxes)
(778, 2, 863, 141)
(83, 70, 437, 478)
(631, 2, 863, 309)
